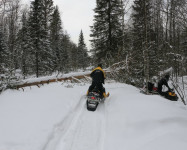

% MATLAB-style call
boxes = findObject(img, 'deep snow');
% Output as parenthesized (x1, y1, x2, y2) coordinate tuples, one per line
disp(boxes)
(0, 80, 187, 150)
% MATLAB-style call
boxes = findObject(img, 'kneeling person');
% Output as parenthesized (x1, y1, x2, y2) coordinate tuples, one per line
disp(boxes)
(157, 74, 171, 96)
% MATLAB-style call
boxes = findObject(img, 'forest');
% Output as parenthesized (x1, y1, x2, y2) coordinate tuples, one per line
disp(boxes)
(0, 0, 187, 92)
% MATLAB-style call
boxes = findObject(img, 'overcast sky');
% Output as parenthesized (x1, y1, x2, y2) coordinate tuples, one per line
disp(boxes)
(22, 0, 96, 49)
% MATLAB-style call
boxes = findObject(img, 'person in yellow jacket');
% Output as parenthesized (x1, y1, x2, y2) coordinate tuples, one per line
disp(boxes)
(87, 64, 109, 98)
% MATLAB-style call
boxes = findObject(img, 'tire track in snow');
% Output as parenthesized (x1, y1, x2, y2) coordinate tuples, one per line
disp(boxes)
(42, 96, 107, 150)
(42, 95, 86, 150)
(97, 101, 107, 150)
(61, 101, 107, 150)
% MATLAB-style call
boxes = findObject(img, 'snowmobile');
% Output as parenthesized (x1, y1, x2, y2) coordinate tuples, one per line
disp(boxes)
(164, 89, 178, 101)
(86, 88, 108, 111)
(140, 82, 158, 94)
(140, 82, 178, 101)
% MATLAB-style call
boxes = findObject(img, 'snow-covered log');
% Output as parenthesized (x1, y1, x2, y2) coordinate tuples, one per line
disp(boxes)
(15, 74, 91, 89)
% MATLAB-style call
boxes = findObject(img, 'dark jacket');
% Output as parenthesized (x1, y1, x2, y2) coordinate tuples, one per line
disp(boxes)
(90, 67, 105, 84)
(158, 77, 170, 92)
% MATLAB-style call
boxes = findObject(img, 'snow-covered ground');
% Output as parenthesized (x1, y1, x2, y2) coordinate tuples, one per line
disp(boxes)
(0, 80, 187, 150)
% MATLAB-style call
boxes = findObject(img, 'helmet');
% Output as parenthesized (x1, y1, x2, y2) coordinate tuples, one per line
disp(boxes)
(98, 63, 102, 68)
(165, 74, 170, 80)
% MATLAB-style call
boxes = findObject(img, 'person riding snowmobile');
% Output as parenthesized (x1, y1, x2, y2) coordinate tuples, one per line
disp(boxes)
(157, 74, 171, 96)
(87, 64, 109, 98)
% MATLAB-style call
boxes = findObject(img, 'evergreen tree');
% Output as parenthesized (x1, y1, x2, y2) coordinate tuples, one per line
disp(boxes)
(42, 0, 55, 74)
(77, 30, 88, 70)
(29, 0, 53, 77)
(70, 43, 79, 71)
(43, 0, 54, 31)
(151, 0, 164, 76)
(0, 26, 7, 73)
(50, 6, 63, 72)
(60, 33, 71, 72)
(41, 0, 54, 75)
(130, 0, 153, 86)
(90, 0, 124, 65)
(29, 0, 42, 77)
(7, 0, 20, 70)
(180, 28, 187, 74)
(16, 10, 33, 77)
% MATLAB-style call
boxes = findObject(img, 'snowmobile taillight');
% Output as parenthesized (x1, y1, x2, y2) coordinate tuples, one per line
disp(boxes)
(91, 97, 96, 100)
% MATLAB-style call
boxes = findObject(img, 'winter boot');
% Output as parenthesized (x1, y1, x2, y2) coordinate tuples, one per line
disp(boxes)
(103, 92, 107, 98)
(103, 92, 110, 98)
(86, 90, 89, 96)
(106, 92, 110, 97)
(103, 92, 109, 98)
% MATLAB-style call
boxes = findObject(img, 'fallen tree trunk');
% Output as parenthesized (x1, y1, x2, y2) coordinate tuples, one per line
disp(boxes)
(16, 74, 91, 89)
(15, 69, 111, 90)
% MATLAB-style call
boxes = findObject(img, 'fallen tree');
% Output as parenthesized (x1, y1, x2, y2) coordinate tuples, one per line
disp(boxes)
(0, 69, 112, 93)
(15, 74, 91, 90)
(14, 68, 113, 90)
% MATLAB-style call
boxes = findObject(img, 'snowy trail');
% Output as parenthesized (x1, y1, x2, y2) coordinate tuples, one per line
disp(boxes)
(1, 82, 187, 150)
(57, 102, 106, 150)
(42, 95, 86, 150)
(42, 95, 107, 150)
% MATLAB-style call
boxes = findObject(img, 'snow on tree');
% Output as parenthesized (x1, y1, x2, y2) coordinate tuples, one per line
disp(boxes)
(90, 0, 124, 65)
(130, 0, 153, 86)
(29, 0, 54, 77)
(77, 30, 89, 70)
(50, 6, 63, 72)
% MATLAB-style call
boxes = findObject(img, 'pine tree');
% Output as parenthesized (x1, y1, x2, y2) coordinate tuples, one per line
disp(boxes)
(0, 25, 7, 73)
(77, 30, 88, 70)
(42, 0, 55, 74)
(29, 0, 42, 77)
(43, 0, 54, 31)
(16, 10, 32, 77)
(7, 0, 20, 70)
(180, 28, 187, 74)
(50, 6, 63, 72)
(90, 0, 124, 65)
(70, 43, 79, 71)
(151, 0, 164, 76)
(60, 33, 71, 72)
(130, 0, 153, 86)
(0, 0, 11, 74)
(41, 0, 54, 75)
(29, 0, 53, 77)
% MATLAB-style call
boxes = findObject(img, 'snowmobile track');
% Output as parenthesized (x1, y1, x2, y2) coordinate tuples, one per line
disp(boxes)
(42, 95, 107, 150)
(42, 95, 86, 150)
